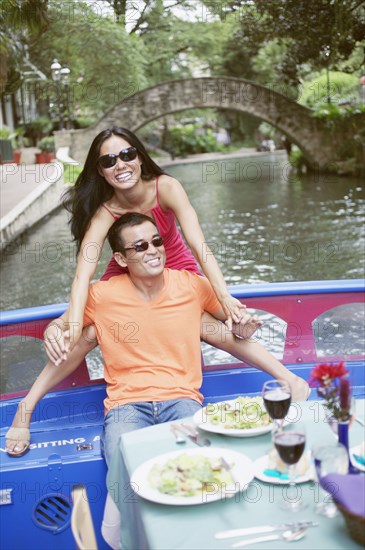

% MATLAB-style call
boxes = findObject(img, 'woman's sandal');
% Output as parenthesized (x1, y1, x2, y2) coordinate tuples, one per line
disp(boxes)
(5, 427, 30, 457)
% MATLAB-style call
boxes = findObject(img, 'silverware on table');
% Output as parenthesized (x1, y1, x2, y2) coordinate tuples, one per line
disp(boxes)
(215, 521, 318, 539)
(170, 424, 186, 444)
(175, 423, 211, 446)
(231, 527, 307, 548)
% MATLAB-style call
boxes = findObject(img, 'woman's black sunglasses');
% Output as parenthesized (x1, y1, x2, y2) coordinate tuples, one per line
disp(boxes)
(124, 236, 164, 253)
(98, 146, 138, 169)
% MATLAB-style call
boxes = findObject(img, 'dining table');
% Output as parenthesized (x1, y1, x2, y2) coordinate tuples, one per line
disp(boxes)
(106, 399, 365, 550)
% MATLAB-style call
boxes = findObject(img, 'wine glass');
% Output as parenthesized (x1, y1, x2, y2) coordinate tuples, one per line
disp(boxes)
(262, 379, 291, 432)
(312, 442, 348, 518)
(273, 422, 307, 512)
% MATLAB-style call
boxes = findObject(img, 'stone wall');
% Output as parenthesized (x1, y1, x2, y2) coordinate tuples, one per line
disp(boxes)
(0, 162, 65, 250)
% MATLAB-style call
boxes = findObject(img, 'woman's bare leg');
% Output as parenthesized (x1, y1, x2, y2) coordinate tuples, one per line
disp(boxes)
(6, 327, 98, 454)
(200, 312, 309, 401)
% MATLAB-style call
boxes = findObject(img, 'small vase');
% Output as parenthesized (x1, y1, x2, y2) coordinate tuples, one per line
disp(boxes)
(338, 420, 359, 474)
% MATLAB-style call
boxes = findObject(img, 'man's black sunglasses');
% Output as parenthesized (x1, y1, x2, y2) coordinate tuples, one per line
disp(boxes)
(98, 146, 138, 169)
(124, 236, 164, 253)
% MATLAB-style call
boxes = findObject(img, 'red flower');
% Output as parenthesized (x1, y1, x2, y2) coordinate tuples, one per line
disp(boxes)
(309, 362, 351, 421)
(309, 362, 348, 388)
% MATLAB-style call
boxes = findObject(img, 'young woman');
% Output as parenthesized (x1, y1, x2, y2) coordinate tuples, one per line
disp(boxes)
(6, 127, 309, 456)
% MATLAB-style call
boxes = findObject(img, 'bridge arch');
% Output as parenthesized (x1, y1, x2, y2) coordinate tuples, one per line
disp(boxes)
(56, 77, 336, 169)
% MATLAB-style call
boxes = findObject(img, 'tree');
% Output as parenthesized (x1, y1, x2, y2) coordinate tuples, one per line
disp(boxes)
(102, 0, 197, 33)
(205, 0, 365, 85)
(0, 0, 49, 92)
(27, 1, 147, 120)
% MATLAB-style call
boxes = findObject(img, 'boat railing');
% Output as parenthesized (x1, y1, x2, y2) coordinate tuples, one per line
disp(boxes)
(1, 279, 364, 401)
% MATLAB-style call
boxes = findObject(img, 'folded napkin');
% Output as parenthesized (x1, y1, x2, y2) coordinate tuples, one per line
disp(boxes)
(320, 473, 365, 518)
(353, 453, 365, 466)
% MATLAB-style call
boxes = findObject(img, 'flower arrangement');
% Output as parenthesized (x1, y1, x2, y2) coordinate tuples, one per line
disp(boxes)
(309, 362, 351, 421)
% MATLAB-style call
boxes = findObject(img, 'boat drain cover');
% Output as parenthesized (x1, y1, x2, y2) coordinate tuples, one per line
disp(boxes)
(33, 494, 71, 533)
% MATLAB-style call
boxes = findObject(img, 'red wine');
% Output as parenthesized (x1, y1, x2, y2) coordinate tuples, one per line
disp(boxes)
(263, 389, 291, 419)
(274, 432, 306, 465)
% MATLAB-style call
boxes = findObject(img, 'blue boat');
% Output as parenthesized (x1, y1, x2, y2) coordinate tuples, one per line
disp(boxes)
(1, 279, 364, 549)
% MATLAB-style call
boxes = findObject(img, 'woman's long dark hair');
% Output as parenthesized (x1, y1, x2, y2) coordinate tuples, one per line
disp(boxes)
(63, 127, 165, 252)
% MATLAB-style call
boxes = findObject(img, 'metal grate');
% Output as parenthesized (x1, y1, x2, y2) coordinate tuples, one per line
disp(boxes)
(33, 494, 71, 533)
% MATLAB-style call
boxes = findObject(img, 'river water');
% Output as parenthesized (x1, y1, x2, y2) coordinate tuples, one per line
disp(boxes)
(1, 151, 363, 311)
(1, 152, 364, 384)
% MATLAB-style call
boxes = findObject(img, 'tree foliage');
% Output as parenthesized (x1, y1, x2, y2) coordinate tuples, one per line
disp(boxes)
(28, 1, 147, 119)
(0, 0, 49, 91)
(300, 71, 360, 108)
(2, 0, 364, 145)
(207, 0, 365, 85)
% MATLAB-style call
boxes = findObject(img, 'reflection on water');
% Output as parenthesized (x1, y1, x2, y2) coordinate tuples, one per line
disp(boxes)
(1, 152, 364, 375)
(169, 152, 364, 286)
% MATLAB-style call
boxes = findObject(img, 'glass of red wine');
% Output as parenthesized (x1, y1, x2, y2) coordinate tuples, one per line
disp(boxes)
(273, 422, 307, 511)
(262, 379, 291, 432)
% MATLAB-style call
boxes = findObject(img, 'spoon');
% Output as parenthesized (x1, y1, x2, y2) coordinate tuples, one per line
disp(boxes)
(170, 424, 186, 444)
(231, 528, 307, 548)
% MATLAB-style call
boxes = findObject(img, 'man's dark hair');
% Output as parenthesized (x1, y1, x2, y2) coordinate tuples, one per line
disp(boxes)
(107, 212, 158, 253)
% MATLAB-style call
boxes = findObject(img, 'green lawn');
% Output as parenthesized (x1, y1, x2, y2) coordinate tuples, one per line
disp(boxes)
(63, 163, 83, 184)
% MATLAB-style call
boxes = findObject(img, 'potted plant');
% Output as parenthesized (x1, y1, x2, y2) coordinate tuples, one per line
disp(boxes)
(25, 116, 53, 146)
(10, 127, 29, 164)
(0, 126, 15, 164)
(36, 136, 55, 163)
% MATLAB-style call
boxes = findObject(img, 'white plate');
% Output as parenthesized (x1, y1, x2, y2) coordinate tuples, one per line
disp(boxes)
(254, 452, 314, 485)
(350, 444, 365, 472)
(130, 447, 254, 505)
(193, 399, 273, 438)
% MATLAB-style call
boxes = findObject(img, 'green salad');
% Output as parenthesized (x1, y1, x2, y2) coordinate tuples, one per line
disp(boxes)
(205, 396, 271, 430)
(148, 454, 234, 497)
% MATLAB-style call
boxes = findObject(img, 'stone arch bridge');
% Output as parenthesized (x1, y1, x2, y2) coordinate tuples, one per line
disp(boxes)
(56, 77, 350, 170)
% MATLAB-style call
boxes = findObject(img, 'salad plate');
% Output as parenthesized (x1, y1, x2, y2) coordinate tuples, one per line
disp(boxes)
(350, 443, 365, 472)
(253, 452, 314, 485)
(130, 447, 254, 505)
(193, 396, 273, 437)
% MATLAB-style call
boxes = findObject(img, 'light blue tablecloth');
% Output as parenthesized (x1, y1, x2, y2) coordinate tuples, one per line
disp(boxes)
(107, 401, 365, 550)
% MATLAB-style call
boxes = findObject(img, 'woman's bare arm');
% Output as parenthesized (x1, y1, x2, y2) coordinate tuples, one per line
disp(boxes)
(159, 176, 245, 328)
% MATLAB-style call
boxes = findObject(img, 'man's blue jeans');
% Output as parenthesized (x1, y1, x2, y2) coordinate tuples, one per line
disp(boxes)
(101, 398, 202, 466)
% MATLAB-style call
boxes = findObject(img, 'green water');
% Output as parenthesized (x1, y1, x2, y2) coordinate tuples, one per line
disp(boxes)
(1, 151, 364, 311)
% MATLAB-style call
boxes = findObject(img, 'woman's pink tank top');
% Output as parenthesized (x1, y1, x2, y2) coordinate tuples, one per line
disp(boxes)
(100, 177, 200, 281)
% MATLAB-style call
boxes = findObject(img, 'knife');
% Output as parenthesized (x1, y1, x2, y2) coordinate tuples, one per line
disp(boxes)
(175, 424, 211, 446)
(214, 521, 319, 539)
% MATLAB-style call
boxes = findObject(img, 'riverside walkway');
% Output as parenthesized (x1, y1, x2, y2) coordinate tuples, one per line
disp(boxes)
(0, 163, 55, 218)
(0, 156, 66, 250)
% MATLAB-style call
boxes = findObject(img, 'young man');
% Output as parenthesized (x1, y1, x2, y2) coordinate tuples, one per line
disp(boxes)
(86, 212, 259, 465)
(84, 212, 309, 465)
